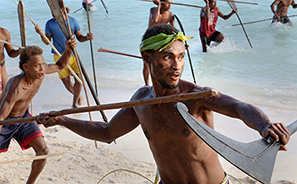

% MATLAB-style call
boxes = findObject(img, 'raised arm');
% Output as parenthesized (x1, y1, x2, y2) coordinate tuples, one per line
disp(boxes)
(36, 106, 140, 143)
(2, 28, 21, 58)
(149, 0, 162, 25)
(201, 0, 210, 18)
(45, 35, 76, 74)
(218, 8, 237, 20)
(35, 24, 52, 45)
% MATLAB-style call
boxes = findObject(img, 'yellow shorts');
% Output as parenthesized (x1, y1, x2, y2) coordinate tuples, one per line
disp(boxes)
(54, 54, 80, 79)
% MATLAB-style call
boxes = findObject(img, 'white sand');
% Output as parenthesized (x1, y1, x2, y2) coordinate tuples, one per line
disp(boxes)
(0, 75, 296, 184)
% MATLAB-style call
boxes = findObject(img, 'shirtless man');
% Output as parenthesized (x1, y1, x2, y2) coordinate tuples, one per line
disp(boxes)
(200, 0, 237, 52)
(36, 24, 290, 184)
(0, 27, 21, 92)
(271, 0, 297, 24)
(0, 36, 76, 184)
(144, 0, 175, 86)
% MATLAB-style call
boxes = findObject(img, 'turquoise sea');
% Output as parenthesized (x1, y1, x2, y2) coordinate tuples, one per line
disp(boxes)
(1, 0, 297, 112)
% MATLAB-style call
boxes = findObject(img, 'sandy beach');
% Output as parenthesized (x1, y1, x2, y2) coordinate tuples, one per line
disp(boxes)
(0, 74, 296, 184)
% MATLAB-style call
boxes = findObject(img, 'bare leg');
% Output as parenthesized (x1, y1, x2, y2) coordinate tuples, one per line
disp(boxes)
(27, 137, 49, 184)
(72, 73, 83, 108)
(215, 33, 225, 44)
(143, 62, 150, 86)
(61, 76, 83, 108)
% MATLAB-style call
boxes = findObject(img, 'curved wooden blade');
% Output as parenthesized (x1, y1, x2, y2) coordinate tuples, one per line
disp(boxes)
(175, 102, 297, 184)
(18, 0, 26, 47)
(46, 0, 70, 39)
(174, 14, 196, 84)
(227, 1, 253, 48)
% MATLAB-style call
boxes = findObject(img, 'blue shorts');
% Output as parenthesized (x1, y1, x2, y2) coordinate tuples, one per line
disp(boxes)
(0, 110, 43, 153)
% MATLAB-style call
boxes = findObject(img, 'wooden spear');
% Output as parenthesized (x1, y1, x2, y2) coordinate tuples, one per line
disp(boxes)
(0, 89, 218, 126)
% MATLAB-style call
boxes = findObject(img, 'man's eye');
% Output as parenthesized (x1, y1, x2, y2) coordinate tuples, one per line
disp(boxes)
(164, 55, 171, 60)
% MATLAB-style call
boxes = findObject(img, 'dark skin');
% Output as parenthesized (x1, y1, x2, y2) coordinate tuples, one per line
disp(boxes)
(144, 0, 176, 86)
(37, 40, 290, 184)
(0, 36, 76, 184)
(271, 0, 297, 22)
(0, 27, 21, 88)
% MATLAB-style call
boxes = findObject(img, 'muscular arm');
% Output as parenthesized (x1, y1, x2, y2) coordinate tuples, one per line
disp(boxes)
(37, 107, 140, 143)
(271, 0, 281, 18)
(45, 36, 76, 74)
(3, 29, 21, 58)
(150, 4, 161, 26)
(200, 88, 290, 146)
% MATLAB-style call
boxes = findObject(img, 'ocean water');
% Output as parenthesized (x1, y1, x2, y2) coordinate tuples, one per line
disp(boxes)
(1, 0, 297, 112)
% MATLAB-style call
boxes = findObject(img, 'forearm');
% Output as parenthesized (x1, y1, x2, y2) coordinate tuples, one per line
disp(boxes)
(56, 116, 114, 143)
(7, 49, 21, 58)
(56, 49, 72, 70)
(236, 103, 271, 135)
(222, 11, 235, 20)
(77, 35, 88, 42)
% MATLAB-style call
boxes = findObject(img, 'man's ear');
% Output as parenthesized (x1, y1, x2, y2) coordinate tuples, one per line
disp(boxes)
(23, 63, 28, 71)
(141, 51, 153, 64)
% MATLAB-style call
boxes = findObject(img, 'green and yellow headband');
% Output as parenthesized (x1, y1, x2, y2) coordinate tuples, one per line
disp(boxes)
(140, 32, 193, 52)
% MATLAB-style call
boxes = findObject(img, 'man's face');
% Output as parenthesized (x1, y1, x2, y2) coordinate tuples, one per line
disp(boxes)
(149, 40, 185, 90)
(26, 55, 46, 79)
(209, 0, 217, 9)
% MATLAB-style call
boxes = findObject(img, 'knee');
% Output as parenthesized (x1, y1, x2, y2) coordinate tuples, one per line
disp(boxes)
(36, 144, 49, 156)
(216, 34, 225, 43)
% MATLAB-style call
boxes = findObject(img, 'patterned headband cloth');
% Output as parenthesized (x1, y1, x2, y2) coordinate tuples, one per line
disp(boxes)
(140, 32, 193, 52)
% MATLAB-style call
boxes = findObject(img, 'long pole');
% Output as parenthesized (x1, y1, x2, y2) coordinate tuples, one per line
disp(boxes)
(0, 89, 218, 125)
(86, 2, 98, 96)
(232, 14, 297, 26)
(97, 47, 142, 59)
(228, 2, 253, 48)
(174, 14, 196, 84)
(63, 1, 98, 148)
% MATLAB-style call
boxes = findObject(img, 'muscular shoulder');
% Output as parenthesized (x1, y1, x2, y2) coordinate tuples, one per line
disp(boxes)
(130, 86, 153, 101)
(0, 27, 10, 39)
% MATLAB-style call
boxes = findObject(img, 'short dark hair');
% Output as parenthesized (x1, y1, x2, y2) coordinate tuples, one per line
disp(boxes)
(142, 24, 180, 42)
(19, 46, 43, 71)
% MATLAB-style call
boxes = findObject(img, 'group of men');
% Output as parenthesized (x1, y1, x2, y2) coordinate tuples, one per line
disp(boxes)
(0, 0, 294, 183)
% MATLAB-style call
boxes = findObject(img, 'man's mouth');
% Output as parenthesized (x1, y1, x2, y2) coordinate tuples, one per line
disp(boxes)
(169, 73, 180, 79)
(39, 73, 44, 77)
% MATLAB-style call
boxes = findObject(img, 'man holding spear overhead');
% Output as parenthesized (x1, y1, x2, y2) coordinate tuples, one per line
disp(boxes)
(0, 36, 77, 184)
(35, 0, 93, 108)
(199, 0, 237, 52)
(0, 27, 21, 92)
(143, 0, 175, 86)
(271, 0, 297, 24)
(37, 24, 290, 184)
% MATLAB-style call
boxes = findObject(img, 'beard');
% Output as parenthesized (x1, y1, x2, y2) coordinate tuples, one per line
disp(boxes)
(157, 79, 179, 90)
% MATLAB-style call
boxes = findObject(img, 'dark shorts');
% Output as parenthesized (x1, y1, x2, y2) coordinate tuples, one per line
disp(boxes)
(272, 15, 291, 24)
(0, 110, 43, 153)
(200, 31, 221, 51)
(82, 2, 93, 11)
